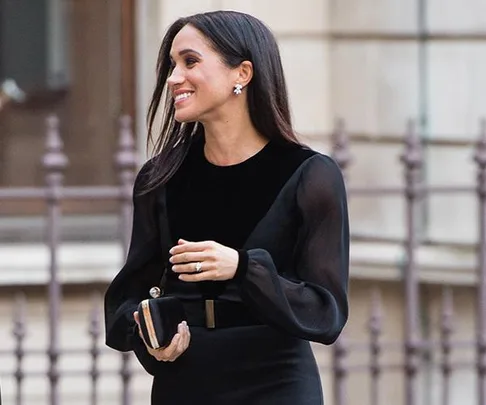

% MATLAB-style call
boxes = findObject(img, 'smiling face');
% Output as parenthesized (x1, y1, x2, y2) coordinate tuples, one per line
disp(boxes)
(167, 24, 240, 123)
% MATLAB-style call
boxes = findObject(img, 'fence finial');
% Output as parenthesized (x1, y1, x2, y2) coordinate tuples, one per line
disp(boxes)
(42, 115, 68, 186)
(331, 118, 352, 178)
(400, 119, 423, 198)
(474, 119, 486, 197)
(116, 115, 138, 189)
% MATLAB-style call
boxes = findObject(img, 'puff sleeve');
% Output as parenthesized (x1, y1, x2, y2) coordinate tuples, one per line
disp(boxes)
(104, 162, 163, 352)
(237, 155, 349, 344)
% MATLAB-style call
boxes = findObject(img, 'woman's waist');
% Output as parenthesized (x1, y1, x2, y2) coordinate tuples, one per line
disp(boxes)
(164, 279, 261, 328)
(164, 277, 241, 301)
(176, 298, 261, 329)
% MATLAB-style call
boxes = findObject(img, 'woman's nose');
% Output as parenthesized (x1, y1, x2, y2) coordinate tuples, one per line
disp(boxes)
(167, 69, 185, 87)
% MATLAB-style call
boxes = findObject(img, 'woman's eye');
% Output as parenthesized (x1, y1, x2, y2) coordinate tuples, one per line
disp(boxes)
(185, 58, 197, 67)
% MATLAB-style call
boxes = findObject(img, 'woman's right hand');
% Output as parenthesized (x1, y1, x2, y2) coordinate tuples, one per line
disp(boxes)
(133, 311, 191, 362)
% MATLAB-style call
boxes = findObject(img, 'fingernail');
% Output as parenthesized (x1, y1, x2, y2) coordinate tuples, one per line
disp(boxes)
(169, 248, 174, 254)
(182, 321, 187, 327)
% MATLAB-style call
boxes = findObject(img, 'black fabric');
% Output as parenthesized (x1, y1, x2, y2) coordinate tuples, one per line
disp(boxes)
(104, 163, 165, 352)
(234, 249, 249, 282)
(104, 135, 349, 405)
(150, 325, 323, 405)
(164, 135, 316, 300)
(182, 299, 264, 328)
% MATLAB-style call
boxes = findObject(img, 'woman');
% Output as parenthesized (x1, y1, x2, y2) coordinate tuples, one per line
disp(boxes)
(105, 10, 349, 405)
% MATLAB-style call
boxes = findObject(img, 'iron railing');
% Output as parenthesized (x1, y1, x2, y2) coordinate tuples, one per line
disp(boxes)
(0, 115, 485, 405)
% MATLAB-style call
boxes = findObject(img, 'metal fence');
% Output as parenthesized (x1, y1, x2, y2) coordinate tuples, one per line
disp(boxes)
(0, 115, 485, 405)
(331, 118, 486, 405)
(0, 115, 138, 405)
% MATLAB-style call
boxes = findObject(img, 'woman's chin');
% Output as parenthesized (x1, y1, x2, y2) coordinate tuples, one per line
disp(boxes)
(174, 111, 197, 123)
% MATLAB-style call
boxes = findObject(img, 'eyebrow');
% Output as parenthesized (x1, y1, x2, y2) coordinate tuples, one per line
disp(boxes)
(169, 49, 203, 60)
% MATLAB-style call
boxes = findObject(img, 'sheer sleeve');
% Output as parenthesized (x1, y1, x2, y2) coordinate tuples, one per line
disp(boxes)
(104, 162, 163, 352)
(238, 154, 349, 344)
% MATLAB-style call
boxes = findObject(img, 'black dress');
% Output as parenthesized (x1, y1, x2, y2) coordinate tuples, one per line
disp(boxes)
(104, 136, 349, 405)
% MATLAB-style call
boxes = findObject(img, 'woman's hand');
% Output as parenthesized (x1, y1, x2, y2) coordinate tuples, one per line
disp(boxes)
(133, 311, 190, 362)
(169, 239, 239, 282)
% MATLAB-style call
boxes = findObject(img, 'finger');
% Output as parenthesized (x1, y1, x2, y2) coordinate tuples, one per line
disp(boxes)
(169, 241, 213, 255)
(160, 333, 181, 360)
(172, 261, 215, 274)
(164, 324, 185, 362)
(175, 324, 186, 358)
(178, 270, 219, 282)
(182, 321, 191, 350)
(178, 322, 189, 350)
(170, 251, 208, 265)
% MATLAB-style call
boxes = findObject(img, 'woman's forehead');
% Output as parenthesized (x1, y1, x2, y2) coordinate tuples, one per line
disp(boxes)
(170, 25, 210, 57)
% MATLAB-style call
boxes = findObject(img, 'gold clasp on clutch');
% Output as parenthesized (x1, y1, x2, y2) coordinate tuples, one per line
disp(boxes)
(205, 299, 215, 329)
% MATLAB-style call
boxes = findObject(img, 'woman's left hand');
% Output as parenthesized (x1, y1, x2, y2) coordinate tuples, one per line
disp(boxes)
(169, 239, 239, 282)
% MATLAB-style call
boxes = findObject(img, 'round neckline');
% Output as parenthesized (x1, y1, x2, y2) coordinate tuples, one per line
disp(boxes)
(201, 140, 272, 170)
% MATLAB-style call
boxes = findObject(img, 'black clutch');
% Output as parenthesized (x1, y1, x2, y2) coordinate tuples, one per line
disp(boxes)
(137, 288, 186, 349)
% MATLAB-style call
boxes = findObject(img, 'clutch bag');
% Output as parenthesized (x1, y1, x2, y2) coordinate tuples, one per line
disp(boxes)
(137, 289, 186, 349)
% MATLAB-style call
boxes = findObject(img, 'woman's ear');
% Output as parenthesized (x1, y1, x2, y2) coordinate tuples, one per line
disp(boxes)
(237, 61, 253, 87)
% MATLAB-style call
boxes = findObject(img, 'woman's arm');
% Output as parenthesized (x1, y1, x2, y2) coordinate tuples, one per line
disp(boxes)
(104, 162, 163, 352)
(237, 155, 349, 344)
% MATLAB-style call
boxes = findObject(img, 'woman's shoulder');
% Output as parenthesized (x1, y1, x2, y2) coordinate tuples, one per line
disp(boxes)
(276, 142, 341, 177)
(295, 151, 346, 202)
(269, 140, 314, 173)
(133, 156, 160, 194)
(301, 150, 341, 172)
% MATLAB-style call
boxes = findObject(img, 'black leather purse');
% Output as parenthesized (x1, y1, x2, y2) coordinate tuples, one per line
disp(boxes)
(136, 270, 186, 349)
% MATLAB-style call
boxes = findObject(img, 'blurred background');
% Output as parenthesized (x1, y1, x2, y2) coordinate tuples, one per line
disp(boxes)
(1, 0, 485, 404)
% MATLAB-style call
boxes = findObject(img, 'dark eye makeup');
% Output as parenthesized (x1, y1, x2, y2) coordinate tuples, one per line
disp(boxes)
(169, 52, 201, 70)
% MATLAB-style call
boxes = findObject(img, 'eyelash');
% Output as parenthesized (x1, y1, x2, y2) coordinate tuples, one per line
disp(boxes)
(170, 57, 198, 70)
(185, 57, 198, 66)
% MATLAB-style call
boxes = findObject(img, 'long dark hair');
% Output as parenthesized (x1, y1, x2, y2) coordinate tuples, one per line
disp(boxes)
(144, 10, 300, 192)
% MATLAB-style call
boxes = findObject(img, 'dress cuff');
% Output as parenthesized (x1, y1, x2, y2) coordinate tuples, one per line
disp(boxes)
(234, 249, 249, 283)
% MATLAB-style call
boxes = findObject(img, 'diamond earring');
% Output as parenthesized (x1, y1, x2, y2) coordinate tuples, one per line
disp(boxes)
(234, 84, 243, 95)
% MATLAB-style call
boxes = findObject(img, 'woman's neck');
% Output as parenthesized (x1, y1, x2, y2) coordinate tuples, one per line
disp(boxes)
(201, 117, 268, 167)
